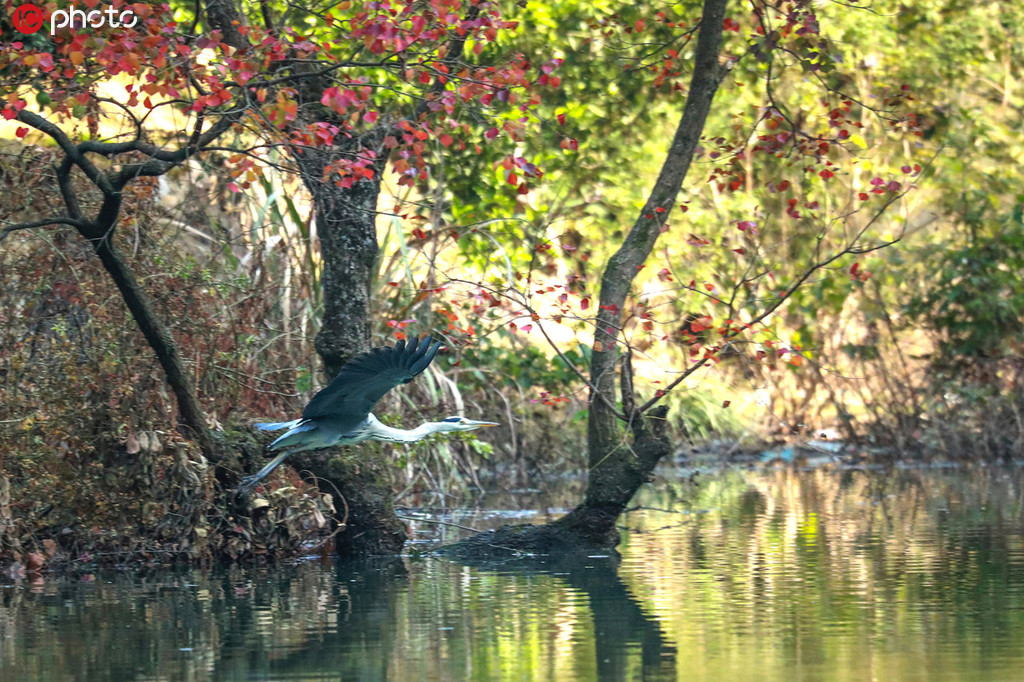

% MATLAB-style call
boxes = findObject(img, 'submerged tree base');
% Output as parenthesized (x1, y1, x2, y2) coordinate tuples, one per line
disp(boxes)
(440, 406, 672, 560)
(437, 520, 621, 561)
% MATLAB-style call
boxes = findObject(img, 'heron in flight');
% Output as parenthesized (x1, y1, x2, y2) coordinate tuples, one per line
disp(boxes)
(242, 336, 497, 494)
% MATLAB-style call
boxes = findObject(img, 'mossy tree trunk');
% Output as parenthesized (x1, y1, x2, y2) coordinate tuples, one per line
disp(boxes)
(569, 0, 731, 546)
(289, 147, 408, 556)
(445, 0, 732, 556)
(201, 0, 407, 556)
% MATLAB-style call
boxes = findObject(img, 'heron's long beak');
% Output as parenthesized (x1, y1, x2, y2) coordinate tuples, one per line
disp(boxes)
(466, 420, 499, 428)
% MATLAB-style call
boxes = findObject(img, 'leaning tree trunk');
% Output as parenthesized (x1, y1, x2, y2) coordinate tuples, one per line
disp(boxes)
(30, 144, 222, 461)
(567, 0, 731, 545)
(445, 0, 731, 556)
(87, 227, 220, 459)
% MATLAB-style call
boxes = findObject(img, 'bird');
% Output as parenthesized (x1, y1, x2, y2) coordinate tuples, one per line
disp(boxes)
(242, 336, 497, 495)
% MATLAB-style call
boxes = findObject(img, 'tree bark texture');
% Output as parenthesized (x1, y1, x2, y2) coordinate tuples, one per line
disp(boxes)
(289, 148, 407, 556)
(292, 149, 380, 380)
(581, 0, 731, 539)
(200, 0, 405, 555)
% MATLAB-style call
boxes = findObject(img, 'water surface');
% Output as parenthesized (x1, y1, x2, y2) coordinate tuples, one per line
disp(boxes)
(2, 465, 1022, 681)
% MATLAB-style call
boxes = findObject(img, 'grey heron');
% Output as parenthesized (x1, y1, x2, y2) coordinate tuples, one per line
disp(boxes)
(242, 336, 497, 494)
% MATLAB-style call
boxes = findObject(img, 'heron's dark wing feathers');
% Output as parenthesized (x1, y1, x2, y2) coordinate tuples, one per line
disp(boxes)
(301, 336, 442, 422)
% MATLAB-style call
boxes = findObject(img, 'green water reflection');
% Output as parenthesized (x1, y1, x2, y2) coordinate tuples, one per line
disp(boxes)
(1, 465, 1022, 681)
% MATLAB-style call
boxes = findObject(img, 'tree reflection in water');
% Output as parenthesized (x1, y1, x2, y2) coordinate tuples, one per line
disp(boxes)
(1, 465, 1023, 681)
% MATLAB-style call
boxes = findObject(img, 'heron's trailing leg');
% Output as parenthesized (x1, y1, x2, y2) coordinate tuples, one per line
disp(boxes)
(237, 449, 295, 496)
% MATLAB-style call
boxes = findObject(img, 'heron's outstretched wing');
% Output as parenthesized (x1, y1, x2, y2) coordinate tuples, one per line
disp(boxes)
(301, 336, 442, 423)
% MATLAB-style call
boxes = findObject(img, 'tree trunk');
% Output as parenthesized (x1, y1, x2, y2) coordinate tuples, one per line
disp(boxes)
(289, 147, 408, 556)
(445, 0, 731, 556)
(197, 0, 404, 554)
(573, 0, 731, 545)
(293, 149, 379, 378)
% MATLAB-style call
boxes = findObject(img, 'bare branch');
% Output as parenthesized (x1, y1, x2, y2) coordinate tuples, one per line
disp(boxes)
(1, 217, 90, 240)
(635, 191, 914, 414)
(16, 109, 113, 194)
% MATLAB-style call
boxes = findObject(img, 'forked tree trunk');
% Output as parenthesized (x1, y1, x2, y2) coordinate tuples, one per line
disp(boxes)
(202, 0, 730, 556)
(53, 175, 221, 461)
(572, 0, 731, 545)
(446, 0, 731, 555)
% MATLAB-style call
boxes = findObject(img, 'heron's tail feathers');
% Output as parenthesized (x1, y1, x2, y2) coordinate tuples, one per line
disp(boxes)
(257, 419, 331, 452)
(255, 419, 302, 432)
(268, 421, 321, 451)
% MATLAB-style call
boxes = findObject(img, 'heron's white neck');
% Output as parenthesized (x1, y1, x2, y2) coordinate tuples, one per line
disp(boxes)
(363, 414, 447, 444)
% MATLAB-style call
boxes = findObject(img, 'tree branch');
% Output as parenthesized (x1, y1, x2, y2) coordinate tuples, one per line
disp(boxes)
(0, 217, 90, 240)
(15, 110, 113, 194)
